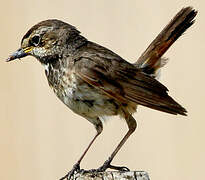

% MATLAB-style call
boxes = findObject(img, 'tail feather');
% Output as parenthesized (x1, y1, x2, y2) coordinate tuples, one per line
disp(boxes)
(134, 7, 197, 76)
(133, 7, 197, 116)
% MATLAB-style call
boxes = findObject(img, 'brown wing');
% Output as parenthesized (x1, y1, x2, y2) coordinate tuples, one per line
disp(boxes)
(74, 42, 187, 116)
(118, 71, 187, 115)
(75, 56, 128, 103)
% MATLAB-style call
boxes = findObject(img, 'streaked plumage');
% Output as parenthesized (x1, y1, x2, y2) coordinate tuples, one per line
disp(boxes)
(7, 7, 197, 180)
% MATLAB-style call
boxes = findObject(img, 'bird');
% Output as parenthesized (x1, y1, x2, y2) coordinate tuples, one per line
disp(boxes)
(6, 7, 197, 180)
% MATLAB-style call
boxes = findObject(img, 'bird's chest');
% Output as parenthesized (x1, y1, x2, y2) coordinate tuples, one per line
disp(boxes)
(44, 63, 81, 107)
(44, 63, 115, 117)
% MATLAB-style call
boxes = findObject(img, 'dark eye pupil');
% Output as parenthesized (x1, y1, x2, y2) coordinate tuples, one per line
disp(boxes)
(31, 35, 40, 46)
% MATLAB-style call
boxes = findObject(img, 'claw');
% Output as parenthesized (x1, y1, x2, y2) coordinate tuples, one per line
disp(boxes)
(83, 158, 130, 173)
(98, 158, 112, 171)
(108, 164, 130, 171)
(97, 162, 130, 172)
(59, 163, 80, 180)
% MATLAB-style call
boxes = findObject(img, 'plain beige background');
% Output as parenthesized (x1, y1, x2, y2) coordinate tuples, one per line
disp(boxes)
(0, 0, 204, 180)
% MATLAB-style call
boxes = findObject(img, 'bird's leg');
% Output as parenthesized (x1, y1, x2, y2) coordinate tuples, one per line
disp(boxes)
(97, 115, 137, 172)
(60, 121, 103, 180)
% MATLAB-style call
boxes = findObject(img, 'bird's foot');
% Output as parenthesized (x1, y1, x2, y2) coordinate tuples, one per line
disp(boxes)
(97, 158, 130, 172)
(83, 158, 130, 173)
(59, 163, 80, 180)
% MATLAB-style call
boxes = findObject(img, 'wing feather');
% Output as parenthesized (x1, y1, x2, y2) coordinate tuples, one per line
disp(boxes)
(74, 43, 187, 115)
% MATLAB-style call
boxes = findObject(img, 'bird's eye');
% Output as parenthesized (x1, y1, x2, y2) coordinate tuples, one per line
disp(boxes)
(30, 35, 40, 46)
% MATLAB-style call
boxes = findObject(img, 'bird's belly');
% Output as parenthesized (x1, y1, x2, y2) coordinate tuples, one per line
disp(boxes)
(48, 72, 118, 118)
(59, 86, 119, 118)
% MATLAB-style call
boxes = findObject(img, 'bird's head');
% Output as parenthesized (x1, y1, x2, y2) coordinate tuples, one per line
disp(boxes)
(6, 19, 83, 64)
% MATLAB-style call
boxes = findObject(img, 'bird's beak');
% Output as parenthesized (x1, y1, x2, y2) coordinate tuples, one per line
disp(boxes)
(6, 47, 33, 62)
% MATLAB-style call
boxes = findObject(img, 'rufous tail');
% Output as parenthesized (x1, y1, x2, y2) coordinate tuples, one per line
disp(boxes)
(135, 7, 197, 77)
